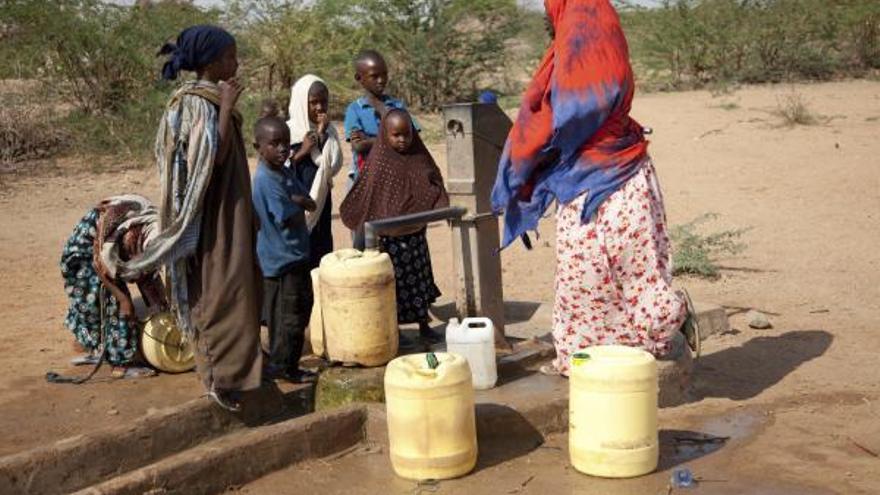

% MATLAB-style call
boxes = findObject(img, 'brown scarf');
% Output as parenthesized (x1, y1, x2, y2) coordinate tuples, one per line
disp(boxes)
(340, 114, 449, 235)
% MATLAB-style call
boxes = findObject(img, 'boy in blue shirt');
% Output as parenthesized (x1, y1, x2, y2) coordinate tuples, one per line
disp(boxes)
(252, 116, 318, 383)
(343, 49, 418, 187)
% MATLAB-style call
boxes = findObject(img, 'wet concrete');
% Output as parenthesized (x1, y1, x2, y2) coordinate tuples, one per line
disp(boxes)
(237, 406, 814, 495)
(238, 430, 835, 495)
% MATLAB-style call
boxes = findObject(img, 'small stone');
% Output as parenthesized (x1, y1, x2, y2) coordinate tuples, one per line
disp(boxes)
(108, 408, 119, 416)
(747, 310, 772, 329)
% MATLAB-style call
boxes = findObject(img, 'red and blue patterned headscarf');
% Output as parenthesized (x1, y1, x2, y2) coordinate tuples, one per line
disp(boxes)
(491, 0, 648, 249)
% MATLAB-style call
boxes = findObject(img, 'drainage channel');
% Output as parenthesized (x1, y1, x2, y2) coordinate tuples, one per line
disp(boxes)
(0, 383, 312, 495)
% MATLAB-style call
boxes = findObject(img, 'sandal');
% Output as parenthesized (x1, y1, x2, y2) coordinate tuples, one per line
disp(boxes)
(71, 354, 100, 366)
(207, 388, 242, 413)
(539, 364, 561, 376)
(677, 289, 702, 359)
(111, 366, 158, 379)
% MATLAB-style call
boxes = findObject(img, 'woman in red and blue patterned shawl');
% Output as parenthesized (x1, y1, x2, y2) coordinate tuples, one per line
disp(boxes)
(491, 0, 700, 376)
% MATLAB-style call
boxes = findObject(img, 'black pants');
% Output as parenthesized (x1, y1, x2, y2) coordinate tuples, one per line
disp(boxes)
(263, 265, 313, 375)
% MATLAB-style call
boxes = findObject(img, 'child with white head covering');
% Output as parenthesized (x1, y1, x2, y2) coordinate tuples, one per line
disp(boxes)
(286, 74, 343, 268)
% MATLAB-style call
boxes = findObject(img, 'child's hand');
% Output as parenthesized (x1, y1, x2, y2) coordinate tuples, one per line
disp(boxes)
(367, 94, 388, 117)
(291, 194, 317, 212)
(350, 130, 374, 154)
(219, 78, 244, 110)
(302, 133, 315, 152)
(316, 112, 329, 136)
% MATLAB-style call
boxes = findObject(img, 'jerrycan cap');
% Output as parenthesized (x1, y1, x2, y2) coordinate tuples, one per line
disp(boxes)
(576, 345, 656, 367)
(570, 352, 591, 368)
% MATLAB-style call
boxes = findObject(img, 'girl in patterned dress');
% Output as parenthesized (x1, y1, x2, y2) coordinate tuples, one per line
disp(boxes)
(340, 109, 449, 343)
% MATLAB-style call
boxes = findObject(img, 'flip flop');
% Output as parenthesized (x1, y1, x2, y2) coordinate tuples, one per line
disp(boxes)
(678, 289, 702, 359)
(123, 367, 158, 379)
(70, 354, 100, 366)
(111, 366, 158, 379)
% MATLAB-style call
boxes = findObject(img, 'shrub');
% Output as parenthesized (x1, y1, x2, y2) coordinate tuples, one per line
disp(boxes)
(233, 0, 524, 112)
(1, 0, 216, 114)
(670, 213, 749, 279)
(772, 91, 823, 126)
(621, 0, 880, 89)
(0, 105, 66, 170)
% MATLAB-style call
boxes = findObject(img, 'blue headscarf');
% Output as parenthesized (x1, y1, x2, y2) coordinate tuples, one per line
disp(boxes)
(158, 25, 235, 81)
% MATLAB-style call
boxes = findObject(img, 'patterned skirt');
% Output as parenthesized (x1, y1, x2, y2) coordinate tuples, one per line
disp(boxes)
(380, 229, 441, 325)
(60, 209, 138, 365)
(552, 159, 687, 376)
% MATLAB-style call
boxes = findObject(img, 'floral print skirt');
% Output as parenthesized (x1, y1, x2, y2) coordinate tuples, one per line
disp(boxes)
(380, 229, 441, 325)
(60, 209, 138, 365)
(552, 159, 686, 376)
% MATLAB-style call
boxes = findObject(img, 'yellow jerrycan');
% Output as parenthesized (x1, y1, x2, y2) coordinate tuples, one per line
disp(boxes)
(569, 345, 658, 478)
(384, 352, 477, 480)
(316, 249, 398, 367)
(308, 267, 325, 357)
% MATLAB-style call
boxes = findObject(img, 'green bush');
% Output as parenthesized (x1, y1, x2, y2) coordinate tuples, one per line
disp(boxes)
(0, 0, 217, 158)
(621, 0, 880, 90)
(670, 213, 749, 279)
(2, 0, 217, 114)
(232, 0, 524, 112)
(3, 0, 879, 165)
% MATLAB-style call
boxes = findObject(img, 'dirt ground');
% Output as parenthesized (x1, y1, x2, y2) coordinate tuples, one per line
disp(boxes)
(0, 80, 878, 493)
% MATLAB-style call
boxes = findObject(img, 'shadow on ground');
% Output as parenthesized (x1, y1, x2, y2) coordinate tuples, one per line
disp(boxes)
(430, 300, 543, 325)
(694, 330, 833, 401)
(474, 403, 545, 471)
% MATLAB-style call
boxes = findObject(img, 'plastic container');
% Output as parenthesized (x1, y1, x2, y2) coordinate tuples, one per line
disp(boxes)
(569, 345, 658, 478)
(384, 352, 477, 480)
(312, 249, 398, 367)
(308, 268, 324, 357)
(445, 317, 498, 389)
(140, 312, 195, 373)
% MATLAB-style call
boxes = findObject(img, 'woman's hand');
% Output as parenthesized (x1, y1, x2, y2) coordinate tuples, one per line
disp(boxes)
(219, 78, 244, 110)
(216, 78, 244, 165)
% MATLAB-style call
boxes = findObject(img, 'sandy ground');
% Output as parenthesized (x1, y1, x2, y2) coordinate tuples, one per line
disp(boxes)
(0, 80, 878, 493)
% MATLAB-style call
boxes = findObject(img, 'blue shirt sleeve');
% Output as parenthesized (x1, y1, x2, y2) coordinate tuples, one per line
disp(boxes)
(344, 102, 362, 141)
(263, 174, 301, 229)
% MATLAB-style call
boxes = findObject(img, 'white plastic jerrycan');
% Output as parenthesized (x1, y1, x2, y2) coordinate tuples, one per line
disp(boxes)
(445, 317, 498, 390)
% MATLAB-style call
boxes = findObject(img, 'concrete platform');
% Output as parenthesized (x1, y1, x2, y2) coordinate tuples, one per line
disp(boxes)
(1, 302, 726, 495)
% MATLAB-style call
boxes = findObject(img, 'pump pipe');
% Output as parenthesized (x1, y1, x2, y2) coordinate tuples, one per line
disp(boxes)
(363, 206, 468, 250)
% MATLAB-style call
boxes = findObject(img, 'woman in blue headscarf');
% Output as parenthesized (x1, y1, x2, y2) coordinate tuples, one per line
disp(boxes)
(118, 25, 262, 411)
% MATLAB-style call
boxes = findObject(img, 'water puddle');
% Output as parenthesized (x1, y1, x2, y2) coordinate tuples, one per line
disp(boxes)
(660, 408, 767, 467)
